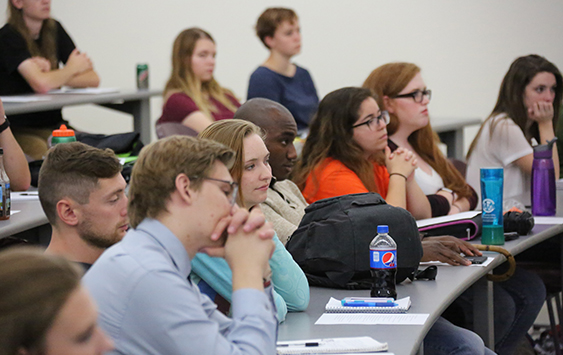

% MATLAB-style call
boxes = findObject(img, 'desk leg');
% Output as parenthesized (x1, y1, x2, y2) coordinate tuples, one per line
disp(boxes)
(473, 277, 495, 349)
(438, 128, 464, 160)
(100, 99, 152, 144)
(417, 343, 424, 355)
(133, 98, 151, 144)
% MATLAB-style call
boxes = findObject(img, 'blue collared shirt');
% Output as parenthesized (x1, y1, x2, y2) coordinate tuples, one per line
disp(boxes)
(83, 219, 278, 355)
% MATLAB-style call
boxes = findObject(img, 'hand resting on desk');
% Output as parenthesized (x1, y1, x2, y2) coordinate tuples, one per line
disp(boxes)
(421, 236, 482, 266)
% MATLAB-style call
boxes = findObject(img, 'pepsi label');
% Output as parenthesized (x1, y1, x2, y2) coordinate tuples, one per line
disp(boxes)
(370, 249, 397, 269)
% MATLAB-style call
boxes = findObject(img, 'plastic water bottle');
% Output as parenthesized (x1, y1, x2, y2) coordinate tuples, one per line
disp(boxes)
(369, 225, 397, 299)
(51, 124, 76, 146)
(531, 137, 557, 216)
(0, 148, 11, 220)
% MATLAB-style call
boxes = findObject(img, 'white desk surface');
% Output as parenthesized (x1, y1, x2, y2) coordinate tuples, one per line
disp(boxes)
(3, 89, 162, 115)
(279, 222, 563, 355)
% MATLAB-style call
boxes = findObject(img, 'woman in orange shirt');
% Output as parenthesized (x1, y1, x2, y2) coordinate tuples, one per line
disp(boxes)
(293, 87, 430, 220)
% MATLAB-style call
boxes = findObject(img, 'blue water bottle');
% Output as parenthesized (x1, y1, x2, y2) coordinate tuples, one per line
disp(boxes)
(532, 138, 557, 216)
(480, 168, 504, 245)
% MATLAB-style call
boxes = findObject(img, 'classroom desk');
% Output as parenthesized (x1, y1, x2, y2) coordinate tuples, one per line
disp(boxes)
(279, 220, 563, 354)
(1, 197, 47, 239)
(3, 89, 162, 144)
(433, 117, 482, 160)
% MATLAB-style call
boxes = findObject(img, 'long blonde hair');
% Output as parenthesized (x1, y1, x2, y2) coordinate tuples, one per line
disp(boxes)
(7, 1, 57, 68)
(164, 28, 238, 120)
(199, 120, 264, 207)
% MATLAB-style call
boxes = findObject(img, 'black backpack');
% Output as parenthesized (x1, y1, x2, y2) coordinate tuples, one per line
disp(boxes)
(286, 192, 423, 289)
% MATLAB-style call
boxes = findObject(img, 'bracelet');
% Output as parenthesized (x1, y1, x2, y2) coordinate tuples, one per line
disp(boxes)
(0, 117, 10, 134)
(389, 172, 408, 181)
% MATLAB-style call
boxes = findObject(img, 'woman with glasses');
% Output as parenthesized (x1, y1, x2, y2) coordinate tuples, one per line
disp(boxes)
(364, 62, 477, 217)
(366, 62, 545, 355)
(466, 54, 562, 205)
(0, 247, 113, 355)
(190, 119, 309, 322)
(292, 87, 431, 220)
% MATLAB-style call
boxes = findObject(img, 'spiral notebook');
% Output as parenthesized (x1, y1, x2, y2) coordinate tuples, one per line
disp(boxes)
(325, 297, 411, 313)
(277, 336, 388, 354)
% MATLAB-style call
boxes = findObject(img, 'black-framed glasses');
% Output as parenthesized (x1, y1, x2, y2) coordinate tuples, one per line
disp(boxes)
(352, 110, 390, 130)
(392, 89, 432, 103)
(190, 176, 239, 206)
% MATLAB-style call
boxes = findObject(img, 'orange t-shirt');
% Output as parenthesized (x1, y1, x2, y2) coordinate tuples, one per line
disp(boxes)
(301, 158, 390, 204)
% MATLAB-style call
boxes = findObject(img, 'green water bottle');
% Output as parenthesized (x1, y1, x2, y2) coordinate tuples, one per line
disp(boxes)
(51, 124, 76, 145)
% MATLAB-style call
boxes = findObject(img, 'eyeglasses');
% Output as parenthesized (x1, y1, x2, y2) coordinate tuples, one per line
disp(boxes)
(392, 89, 432, 103)
(190, 176, 239, 206)
(352, 110, 390, 130)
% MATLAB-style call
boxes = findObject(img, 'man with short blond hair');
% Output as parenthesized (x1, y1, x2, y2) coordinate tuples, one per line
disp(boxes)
(84, 136, 277, 354)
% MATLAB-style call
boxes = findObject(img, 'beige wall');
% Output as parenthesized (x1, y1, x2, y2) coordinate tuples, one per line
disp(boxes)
(1, 0, 562, 150)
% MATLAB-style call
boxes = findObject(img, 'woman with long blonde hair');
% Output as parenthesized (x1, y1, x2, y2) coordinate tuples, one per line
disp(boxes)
(191, 119, 309, 323)
(157, 28, 240, 134)
(0, 0, 99, 160)
(363, 62, 477, 217)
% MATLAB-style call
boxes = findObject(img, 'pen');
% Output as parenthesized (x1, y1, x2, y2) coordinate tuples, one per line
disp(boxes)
(278, 342, 319, 347)
(19, 193, 38, 196)
(342, 300, 397, 307)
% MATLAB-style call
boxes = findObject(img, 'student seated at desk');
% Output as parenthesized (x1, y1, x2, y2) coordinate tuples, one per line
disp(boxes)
(247, 7, 318, 131)
(157, 28, 240, 135)
(39, 142, 128, 269)
(292, 87, 431, 220)
(84, 136, 278, 354)
(0, 0, 100, 160)
(198, 119, 309, 322)
(235, 98, 495, 355)
(363, 62, 478, 217)
(467, 54, 562, 206)
(0, 247, 113, 355)
(0, 98, 31, 191)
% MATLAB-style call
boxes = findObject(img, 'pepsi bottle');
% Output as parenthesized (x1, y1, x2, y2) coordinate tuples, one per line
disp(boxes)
(369, 225, 397, 299)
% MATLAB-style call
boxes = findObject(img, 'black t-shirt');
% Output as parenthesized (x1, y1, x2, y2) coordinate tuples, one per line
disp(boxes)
(0, 20, 75, 128)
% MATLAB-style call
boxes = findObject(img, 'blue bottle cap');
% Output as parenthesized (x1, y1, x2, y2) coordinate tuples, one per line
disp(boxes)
(377, 225, 389, 234)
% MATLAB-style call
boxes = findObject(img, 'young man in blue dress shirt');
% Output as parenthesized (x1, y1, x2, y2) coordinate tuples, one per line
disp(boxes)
(83, 136, 278, 354)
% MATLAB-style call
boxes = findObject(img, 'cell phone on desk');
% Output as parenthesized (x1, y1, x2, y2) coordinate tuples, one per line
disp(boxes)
(465, 255, 488, 264)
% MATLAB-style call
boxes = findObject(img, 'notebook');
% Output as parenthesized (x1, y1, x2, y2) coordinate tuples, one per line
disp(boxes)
(325, 297, 411, 313)
(277, 336, 388, 354)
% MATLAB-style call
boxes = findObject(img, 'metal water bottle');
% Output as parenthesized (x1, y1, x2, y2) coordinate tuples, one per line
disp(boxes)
(531, 137, 557, 216)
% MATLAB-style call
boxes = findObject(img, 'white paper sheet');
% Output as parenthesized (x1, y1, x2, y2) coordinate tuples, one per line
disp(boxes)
(1, 96, 51, 102)
(533, 216, 563, 225)
(315, 313, 429, 325)
(419, 256, 495, 267)
(416, 211, 481, 228)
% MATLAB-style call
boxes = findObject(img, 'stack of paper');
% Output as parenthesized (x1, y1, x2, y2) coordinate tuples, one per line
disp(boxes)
(277, 336, 388, 354)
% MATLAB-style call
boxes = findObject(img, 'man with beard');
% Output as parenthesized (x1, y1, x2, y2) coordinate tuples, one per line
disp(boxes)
(39, 142, 128, 270)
